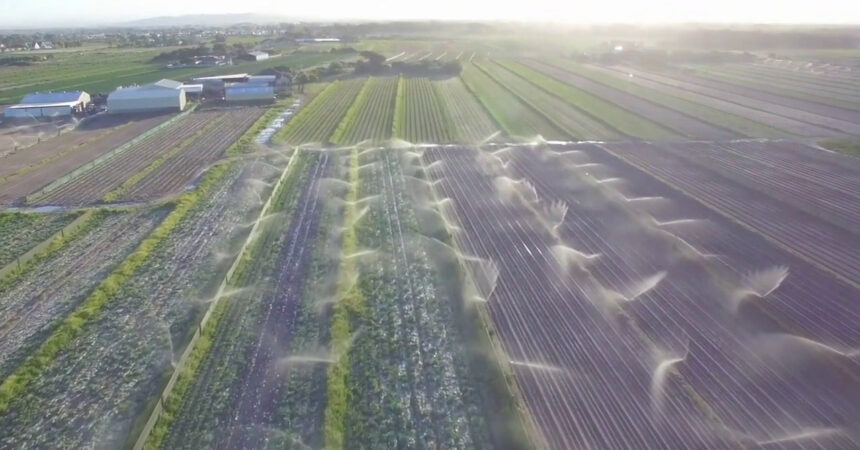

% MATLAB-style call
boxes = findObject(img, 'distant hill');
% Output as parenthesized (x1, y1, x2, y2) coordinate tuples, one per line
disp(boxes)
(121, 14, 300, 27)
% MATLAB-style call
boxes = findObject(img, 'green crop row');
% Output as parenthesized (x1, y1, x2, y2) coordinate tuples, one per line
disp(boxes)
(331, 79, 374, 145)
(276, 79, 366, 145)
(499, 60, 676, 140)
(324, 148, 363, 449)
(392, 76, 407, 140)
(460, 64, 562, 140)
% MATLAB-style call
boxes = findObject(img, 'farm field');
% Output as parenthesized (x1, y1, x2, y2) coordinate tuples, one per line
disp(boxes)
(0, 211, 80, 266)
(460, 63, 566, 140)
(333, 77, 398, 144)
(275, 79, 367, 145)
(602, 66, 859, 136)
(0, 113, 174, 204)
(1, 30, 859, 450)
(394, 77, 458, 143)
(477, 61, 621, 140)
(423, 143, 859, 449)
(434, 77, 499, 143)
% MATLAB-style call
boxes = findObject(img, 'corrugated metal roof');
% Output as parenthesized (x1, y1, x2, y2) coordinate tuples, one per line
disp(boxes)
(148, 79, 183, 89)
(21, 91, 87, 104)
(192, 73, 249, 81)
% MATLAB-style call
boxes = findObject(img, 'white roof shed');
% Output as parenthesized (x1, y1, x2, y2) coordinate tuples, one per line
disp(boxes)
(21, 91, 90, 105)
(3, 101, 82, 119)
(108, 79, 186, 114)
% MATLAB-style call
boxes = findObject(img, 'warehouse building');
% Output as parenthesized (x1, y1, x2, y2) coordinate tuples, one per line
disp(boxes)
(107, 79, 186, 114)
(3, 90, 90, 119)
(225, 82, 274, 103)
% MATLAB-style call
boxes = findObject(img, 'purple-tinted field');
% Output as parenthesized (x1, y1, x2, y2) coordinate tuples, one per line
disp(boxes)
(603, 141, 860, 284)
(604, 66, 858, 137)
(423, 143, 859, 449)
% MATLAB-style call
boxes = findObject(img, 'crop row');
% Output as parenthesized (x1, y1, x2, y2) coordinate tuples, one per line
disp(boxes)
(600, 66, 855, 137)
(34, 110, 225, 205)
(394, 77, 458, 144)
(121, 107, 267, 202)
(334, 77, 398, 144)
(539, 59, 791, 139)
(498, 61, 675, 140)
(0, 114, 174, 205)
(460, 64, 565, 140)
(422, 146, 719, 448)
(477, 61, 618, 140)
(276, 79, 367, 145)
(434, 78, 500, 144)
(677, 67, 860, 124)
(694, 65, 860, 111)
(603, 141, 859, 285)
(526, 143, 857, 448)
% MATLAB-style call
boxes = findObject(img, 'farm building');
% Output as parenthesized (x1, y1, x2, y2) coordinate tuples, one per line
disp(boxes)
(243, 51, 270, 61)
(3, 91, 90, 119)
(225, 82, 275, 103)
(257, 68, 292, 94)
(180, 84, 204, 98)
(107, 79, 186, 113)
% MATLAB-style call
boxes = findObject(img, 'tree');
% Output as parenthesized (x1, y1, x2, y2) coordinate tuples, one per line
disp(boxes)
(358, 51, 386, 66)
(294, 72, 308, 94)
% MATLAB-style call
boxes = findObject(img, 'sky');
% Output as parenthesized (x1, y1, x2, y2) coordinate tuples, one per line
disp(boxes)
(1, 0, 859, 28)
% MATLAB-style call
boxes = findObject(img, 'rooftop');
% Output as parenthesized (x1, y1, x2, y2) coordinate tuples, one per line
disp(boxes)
(7, 101, 80, 109)
(192, 73, 249, 81)
(21, 91, 88, 104)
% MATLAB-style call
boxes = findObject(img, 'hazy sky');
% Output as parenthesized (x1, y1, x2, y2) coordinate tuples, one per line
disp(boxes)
(1, 0, 859, 28)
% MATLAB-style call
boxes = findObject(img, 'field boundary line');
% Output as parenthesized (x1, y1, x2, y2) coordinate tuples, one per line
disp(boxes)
(0, 210, 94, 283)
(430, 80, 461, 143)
(132, 149, 302, 450)
(26, 105, 198, 204)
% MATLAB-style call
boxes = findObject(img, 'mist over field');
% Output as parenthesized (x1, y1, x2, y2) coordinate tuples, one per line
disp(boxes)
(0, 11, 858, 450)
